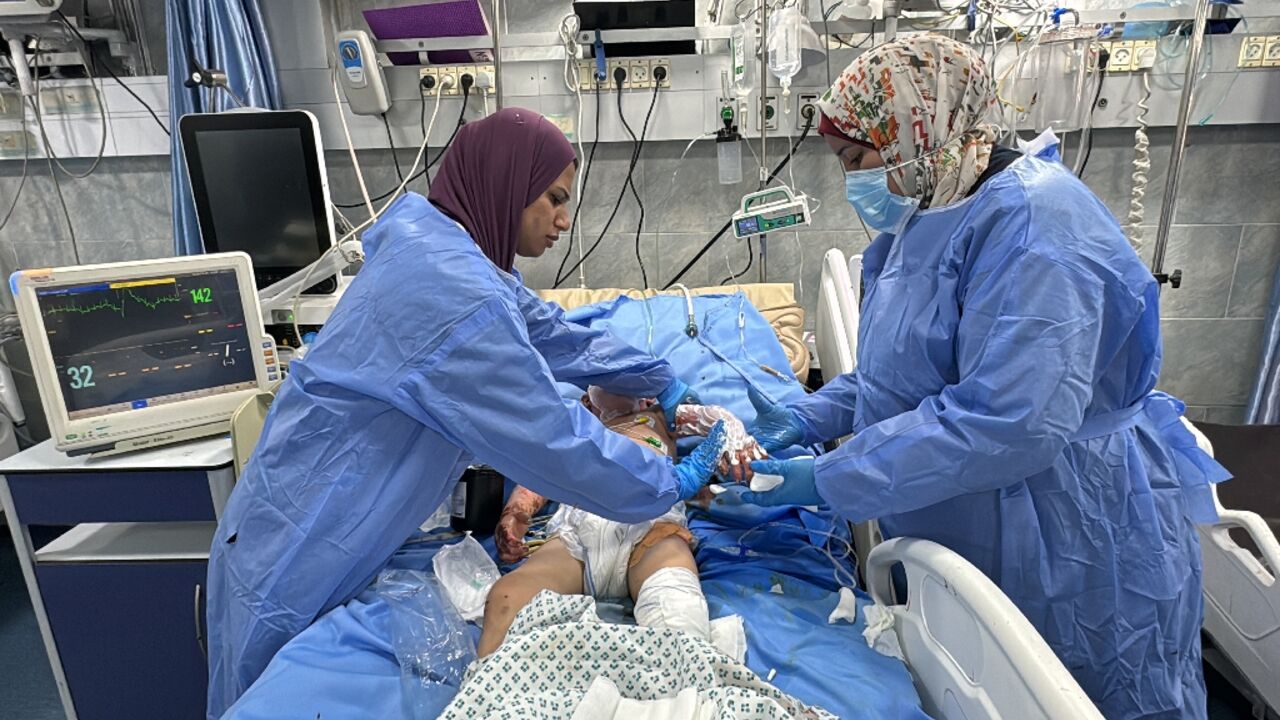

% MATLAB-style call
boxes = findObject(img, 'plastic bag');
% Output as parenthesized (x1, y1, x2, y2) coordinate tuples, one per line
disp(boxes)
(432, 532, 500, 622)
(376, 569, 477, 720)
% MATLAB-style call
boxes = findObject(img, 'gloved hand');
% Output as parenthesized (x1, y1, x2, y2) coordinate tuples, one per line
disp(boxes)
(673, 420, 727, 500)
(739, 457, 822, 507)
(745, 386, 806, 453)
(657, 378, 702, 430)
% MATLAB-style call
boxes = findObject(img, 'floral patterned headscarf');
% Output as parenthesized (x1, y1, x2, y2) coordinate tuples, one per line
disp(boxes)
(817, 34, 999, 209)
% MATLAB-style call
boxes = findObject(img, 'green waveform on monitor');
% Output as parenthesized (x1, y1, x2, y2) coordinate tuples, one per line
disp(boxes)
(43, 288, 185, 318)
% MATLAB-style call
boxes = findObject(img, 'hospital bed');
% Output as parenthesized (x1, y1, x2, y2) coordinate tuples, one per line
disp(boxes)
(222, 266, 1101, 720)
(1187, 423, 1280, 719)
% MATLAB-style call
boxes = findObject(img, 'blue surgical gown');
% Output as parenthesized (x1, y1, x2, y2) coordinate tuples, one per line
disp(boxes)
(206, 194, 683, 718)
(790, 155, 1227, 720)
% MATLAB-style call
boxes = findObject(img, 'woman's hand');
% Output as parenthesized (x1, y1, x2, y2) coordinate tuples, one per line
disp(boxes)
(495, 486, 546, 564)
(496, 510, 532, 564)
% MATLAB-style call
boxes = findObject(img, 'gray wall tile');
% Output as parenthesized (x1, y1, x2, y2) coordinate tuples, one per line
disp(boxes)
(1158, 318, 1265, 406)
(58, 155, 171, 242)
(1157, 225, 1241, 319)
(579, 143, 645, 240)
(641, 140, 751, 235)
(1078, 127, 1172, 226)
(1202, 405, 1247, 425)
(1228, 225, 1280, 319)
(1174, 125, 1280, 225)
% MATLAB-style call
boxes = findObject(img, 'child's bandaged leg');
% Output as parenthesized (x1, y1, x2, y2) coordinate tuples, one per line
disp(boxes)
(633, 566, 711, 641)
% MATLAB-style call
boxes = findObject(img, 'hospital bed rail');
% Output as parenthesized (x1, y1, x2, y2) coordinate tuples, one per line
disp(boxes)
(1183, 421, 1280, 719)
(866, 537, 1104, 720)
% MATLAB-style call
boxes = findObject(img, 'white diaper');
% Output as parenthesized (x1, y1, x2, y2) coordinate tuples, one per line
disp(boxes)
(547, 503, 687, 599)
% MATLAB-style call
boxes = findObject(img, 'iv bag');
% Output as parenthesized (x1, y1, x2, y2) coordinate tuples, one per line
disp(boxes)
(730, 22, 756, 99)
(1029, 35, 1097, 132)
(768, 6, 804, 96)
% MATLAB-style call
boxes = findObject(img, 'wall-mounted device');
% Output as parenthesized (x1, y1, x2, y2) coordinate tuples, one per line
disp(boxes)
(10, 253, 277, 456)
(573, 0, 697, 58)
(732, 185, 812, 239)
(179, 110, 339, 296)
(335, 29, 390, 115)
(361, 1, 494, 66)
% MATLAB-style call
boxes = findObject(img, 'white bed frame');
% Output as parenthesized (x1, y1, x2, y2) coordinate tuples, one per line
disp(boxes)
(1178, 423, 1280, 719)
(815, 248, 1103, 719)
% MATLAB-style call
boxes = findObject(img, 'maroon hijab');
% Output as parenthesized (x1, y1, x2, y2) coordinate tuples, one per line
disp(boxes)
(427, 107, 576, 272)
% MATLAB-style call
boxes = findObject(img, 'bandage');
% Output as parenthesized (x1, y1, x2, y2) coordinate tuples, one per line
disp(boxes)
(633, 566, 711, 641)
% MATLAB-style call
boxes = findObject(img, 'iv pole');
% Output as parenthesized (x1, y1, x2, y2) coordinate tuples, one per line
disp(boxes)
(757, 0, 770, 282)
(1151, 0, 1214, 292)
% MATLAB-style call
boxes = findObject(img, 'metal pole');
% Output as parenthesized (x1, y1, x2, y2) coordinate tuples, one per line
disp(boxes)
(491, 0, 504, 109)
(1151, 0, 1212, 280)
(758, 0, 770, 282)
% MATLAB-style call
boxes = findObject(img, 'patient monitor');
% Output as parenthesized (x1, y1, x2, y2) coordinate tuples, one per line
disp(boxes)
(11, 253, 279, 456)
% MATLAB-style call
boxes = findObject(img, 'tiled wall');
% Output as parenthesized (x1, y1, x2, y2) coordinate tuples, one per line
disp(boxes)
(1, 124, 1277, 423)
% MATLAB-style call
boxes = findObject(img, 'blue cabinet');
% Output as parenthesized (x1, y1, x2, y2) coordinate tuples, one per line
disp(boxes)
(0, 439, 234, 720)
(37, 560, 209, 719)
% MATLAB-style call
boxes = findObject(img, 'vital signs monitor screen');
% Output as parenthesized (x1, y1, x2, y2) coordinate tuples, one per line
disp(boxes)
(35, 268, 258, 419)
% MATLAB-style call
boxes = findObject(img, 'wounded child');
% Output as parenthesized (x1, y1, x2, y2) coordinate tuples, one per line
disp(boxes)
(478, 386, 765, 656)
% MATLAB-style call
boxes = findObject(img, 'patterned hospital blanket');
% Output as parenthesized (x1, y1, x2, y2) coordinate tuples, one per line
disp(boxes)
(440, 591, 837, 719)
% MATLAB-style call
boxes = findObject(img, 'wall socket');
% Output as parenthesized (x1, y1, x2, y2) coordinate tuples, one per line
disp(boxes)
(759, 95, 778, 132)
(1239, 35, 1267, 68)
(0, 130, 36, 159)
(576, 58, 672, 91)
(39, 85, 99, 114)
(797, 93, 819, 131)
(1265, 35, 1280, 68)
(0, 90, 21, 121)
(628, 60, 651, 89)
(417, 64, 494, 96)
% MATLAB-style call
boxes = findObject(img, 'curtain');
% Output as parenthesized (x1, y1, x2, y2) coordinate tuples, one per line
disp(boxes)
(1247, 266, 1280, 424)
(167, 0, 282, 255)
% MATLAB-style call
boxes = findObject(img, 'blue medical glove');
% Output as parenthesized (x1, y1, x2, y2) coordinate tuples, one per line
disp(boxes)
(657, 378, 702, 430)
(745, 386, 805, 452)
(673, 420, 727, 500)
(739, 457, 822, 507)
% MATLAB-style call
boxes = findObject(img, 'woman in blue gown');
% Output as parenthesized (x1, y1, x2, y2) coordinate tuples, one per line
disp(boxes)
(745, 35, 1228, 720)
(205, 108, 723, 717)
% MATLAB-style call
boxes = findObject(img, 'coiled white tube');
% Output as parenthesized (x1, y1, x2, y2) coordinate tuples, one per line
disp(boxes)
(1125, 71, 1152, 250)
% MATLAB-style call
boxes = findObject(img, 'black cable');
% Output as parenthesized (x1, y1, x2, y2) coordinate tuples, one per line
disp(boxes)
(56, 10, 169, 136)
(382, 114, 404, 182)
(1076, 58, 1109, 178)
(719, 238, 754, 286)
(660, 113, 815, 290)
(615, 83, 649, 289)
(334, 88, 469, 208)
(555, 82, 603, 287)
(554, 73, 659, 288)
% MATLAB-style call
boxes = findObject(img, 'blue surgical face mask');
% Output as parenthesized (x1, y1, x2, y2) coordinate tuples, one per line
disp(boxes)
(844, 164, 920, 236)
